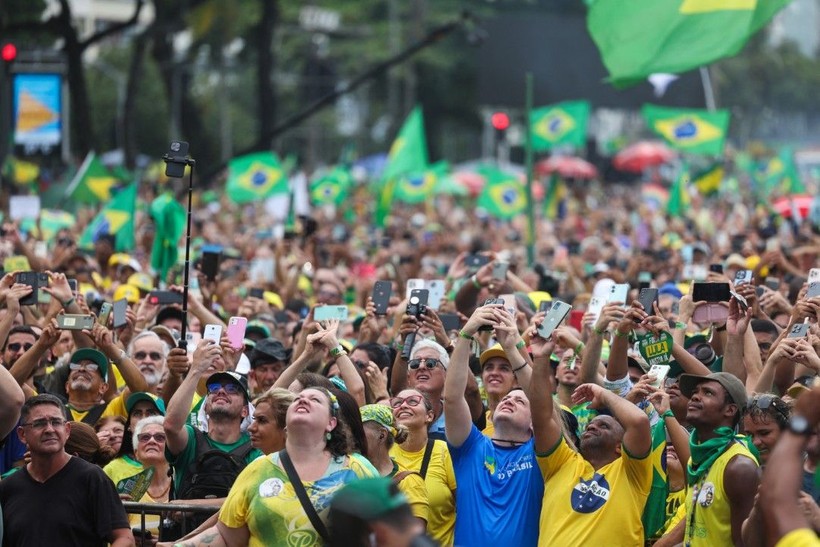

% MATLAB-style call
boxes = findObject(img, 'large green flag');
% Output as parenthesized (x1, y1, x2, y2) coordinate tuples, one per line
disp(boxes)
(588, 0, 792, 87)
(641, 104, 730, 156)
(39, 209, 76, 242)
(150, 193, 187, 279)
(763, 148, 805, 195)
(226, 152, 287, 204)
(66, 152, 121, 204)
(393, 161, 449, 204)
(642, 418, 670, 539)
(666, 165, 690, 217)
(530, 101, 590, 151)
(78, 184, 138, 251)
(691, 163, 724, 196)
(310, 167, 353, 206)
(477, 167, 527, 219)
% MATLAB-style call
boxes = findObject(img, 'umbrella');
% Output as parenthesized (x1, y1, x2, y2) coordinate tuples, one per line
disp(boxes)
(613, 141, 677, 172)
(535, 156, 599, 179)
(772, 195, 814, 219)
(450, 171, 487, 197)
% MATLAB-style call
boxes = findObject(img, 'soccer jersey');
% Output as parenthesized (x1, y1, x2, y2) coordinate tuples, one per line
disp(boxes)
(219, 451, 376, 547)
(449, 425, 543, 547)
(776, 528, 820, 547)
(391, 440, 456, 546)
(391, 460, 429, 524)
(536, 436, 653, 547)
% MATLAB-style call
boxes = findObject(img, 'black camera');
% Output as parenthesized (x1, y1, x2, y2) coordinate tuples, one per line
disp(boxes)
(689, 342, 717, 367)
(163, 141, 190, 178)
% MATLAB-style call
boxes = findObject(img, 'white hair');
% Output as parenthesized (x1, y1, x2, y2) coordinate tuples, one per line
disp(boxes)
(132, 415, 165, 447)
(409, 339, 449, 370)
(128, 331, 170, 358)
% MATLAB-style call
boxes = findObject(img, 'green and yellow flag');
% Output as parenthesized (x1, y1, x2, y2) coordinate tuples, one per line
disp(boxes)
(544, 174, 567, 219)
(226, 152, 287, 204)
(78, 184, 138, 251)
(2, 156, 39, 186)
(66, 152, 121, 203)
(642, 105, 730, 156)
(150, 193, 187, 279)
(530, 101, 590, 151)
(642, 419, 670, 539)
(477, 167, 527, 219)
(691, 163, 724, 196)
(666, 165, 691, 218)
(394, 161, 449, 204)
(762, 148, 805, 195)
(588, 0, 792, 87)
(39, 209, 76, 242)
(310, 167, 353, 206)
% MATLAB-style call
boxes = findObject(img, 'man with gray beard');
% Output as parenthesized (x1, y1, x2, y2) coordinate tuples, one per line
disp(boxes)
(100, 331, 167, 420)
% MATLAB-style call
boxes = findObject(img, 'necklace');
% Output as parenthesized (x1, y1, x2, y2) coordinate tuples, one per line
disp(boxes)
(147, 479, 171, 500)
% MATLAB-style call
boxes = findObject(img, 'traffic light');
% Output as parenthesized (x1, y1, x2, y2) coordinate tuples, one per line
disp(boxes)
(1, 43, 16, 63)
(491, 111, 510, 132)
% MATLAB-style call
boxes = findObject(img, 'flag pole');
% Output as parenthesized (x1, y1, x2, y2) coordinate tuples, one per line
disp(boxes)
(524, 72, 536, 268)
(699, 67, 717, 112)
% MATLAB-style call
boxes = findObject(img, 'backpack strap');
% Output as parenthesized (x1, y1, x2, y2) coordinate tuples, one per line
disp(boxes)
(392, 470, 421, 485)
(279, 450, 329, 542)
(419, 439, 435, 480)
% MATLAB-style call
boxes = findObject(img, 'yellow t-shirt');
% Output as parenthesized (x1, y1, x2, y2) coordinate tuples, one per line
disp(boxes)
(220, 452, 376, 547)
(391, 440, 457, 546)
(684, 442, 758, 547)
(101, 392, 128, 419)
(393, 461, 429, 524)
(663, 487, 688, 535)
(776, 528, 820, 547)
(536, 436, 654, 547)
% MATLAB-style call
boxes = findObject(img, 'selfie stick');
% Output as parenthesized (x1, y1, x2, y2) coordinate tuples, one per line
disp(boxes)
(162, 143, 196, 350)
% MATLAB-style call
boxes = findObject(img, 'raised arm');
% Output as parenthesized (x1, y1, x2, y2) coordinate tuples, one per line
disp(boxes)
(573, 383, 651, 458)
(89, 323, 149, 396)
(494, 307, 532, 390)
(0, 361, 24, 437)
(581, 303, 625, 384)
(9, 319, 60, 387)
(526, 332, 561, 453)
(722, 295, 753, 384)
(607, 304, 644, 381)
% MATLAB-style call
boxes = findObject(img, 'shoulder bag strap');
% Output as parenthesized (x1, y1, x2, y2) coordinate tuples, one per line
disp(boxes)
(392, 470, 420, 484)
(419, 439, 435, 480)
(279, 450, 329, 542)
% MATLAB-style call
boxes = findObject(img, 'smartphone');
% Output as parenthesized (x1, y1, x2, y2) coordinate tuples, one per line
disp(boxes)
(465, 254, 490, 272)
(765, 238, 780, 253)
(97, 302, 113, 326)
(734, 270, 752, 286)
(648, 364, 671, 389)
(492, 261, 509, 281)
(809, 269, 820, 283)
(637, 288, 659, 316)
(112, 299, 128, 329)
(538, 300, 553, 313)
(587, 297, 605, 321)
(764, 277, 780, 291)
(787, 323, 810, 339)
(608, 283, 630, 305)
(226, 317, 248, 349)
(537, 301, 572, 339)
(692, 283, 731, 303)
(426, 279, 446, 310)
(406, 289, 429, 318)
(405, 279, 425, 300)
(807, 282, 820, 299)
(148, 290, 183, 305)
(201, 251, 221, 281)
(164, 141, 190, 178)
(730, 291, 749, 313)
(185, 331, 201, 352)
(709, 264, 724, 274)
(439, 313, 462, 332)
(249, 287, 265, 299)
(203, 324, 223, 343)
(57, 314, 95, 330)
(371, 281, 392, 316)
(15, 271, 40, 306)
(314, 305, 350, 322)
(638, 271, 652, 291)
(68, 278, 79, 294)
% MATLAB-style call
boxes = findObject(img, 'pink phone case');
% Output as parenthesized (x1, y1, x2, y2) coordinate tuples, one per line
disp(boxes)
(227, 317, 248, 349)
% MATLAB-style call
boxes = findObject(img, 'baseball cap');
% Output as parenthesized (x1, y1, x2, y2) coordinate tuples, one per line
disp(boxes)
(156, 307, 185, 326)
(246, 320, 271, 339)
(70, 348, 110, 382)
(479, 344, 509, 368)
(206, 371, 250, 401)
(127, 273, 154, 293)
(251, 338, 289, 368)
(724, 254, 746, 269)
(113, 284, 140, 304)
(330, 477, 409, 521)
(150, 325, 178, 348)
(109, 253, 141, 272)
(360, 404, 398, 437)
(658, 282, 683, 299)
(678, 372, 748, 410)
(125, 392, 166, 415)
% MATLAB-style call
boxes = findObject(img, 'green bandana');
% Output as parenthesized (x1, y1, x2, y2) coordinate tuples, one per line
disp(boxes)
(687, 427, 756, 486)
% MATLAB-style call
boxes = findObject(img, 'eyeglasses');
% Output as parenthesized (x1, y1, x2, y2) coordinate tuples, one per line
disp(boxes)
(408, 358, 442, 370)
(390, 395, 424, 409)
(7, 343, 33, 352)
(207, 383, 243, 396)
(137, 432, 167, 444)
(69, 362, 99, 373)
(750, 394, 790, 420)
(22, 417, 66, 430)
(134, 351, 163, 361)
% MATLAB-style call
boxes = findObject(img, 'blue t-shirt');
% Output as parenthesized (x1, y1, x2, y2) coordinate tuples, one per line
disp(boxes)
(448, 425, 544, 547)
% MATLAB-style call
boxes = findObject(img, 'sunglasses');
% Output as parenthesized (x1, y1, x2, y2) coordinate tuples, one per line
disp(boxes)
(390, 395, 424, 409)
(22, 417, 66, 430)
(408, 358, 442, 370)
(207, 383, 243, 396)
(69, 362, 99, 373)
(750, 394, 790, 420)
(137, 432, 167, 443)
(134, 351, 163, 361)
(7, 343, 33, 352)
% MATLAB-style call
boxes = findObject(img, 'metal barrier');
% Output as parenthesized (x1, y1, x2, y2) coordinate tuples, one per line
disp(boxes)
(123, 501, 219, 540)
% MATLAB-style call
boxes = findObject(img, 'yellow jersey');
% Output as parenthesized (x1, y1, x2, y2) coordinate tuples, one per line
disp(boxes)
(776, 529, 820, 547)
(392, 460, 429, 524)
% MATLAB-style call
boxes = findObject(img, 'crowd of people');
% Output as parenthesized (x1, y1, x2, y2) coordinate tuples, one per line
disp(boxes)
(0, 169, 817, 547)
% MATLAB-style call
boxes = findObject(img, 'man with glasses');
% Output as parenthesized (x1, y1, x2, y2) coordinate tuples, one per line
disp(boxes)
(164, 340, 262, 533)
(0, 394, 132, 546)
(100, 331, 168, 421)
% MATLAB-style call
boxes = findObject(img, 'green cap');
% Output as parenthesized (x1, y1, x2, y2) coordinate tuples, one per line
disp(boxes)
(330, 477, 408, 520)
(125, 392, 166, 416)
(70, 348, 110, 382)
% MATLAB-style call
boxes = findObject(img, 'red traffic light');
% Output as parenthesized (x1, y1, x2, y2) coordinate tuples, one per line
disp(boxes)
(1, 43, 16, 63)
(491, 112, 510, 131)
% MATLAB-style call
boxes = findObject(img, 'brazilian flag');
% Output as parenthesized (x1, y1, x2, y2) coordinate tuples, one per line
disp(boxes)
(530, 101, 590, 152)
(666, 164, 690, 218)
(642, 104, 730, 156)
(691, 163, 724, 196)
(642, 418, 669, 539)
(310, 167, 353, 206)
(78, 183, 137, 251)
(393, 161, 449, 204)
(66, 152, 122, 204)
(226, 152, 287, 204)
(588, 0, 792, 87)
(477, 167, 527, 219)
(762, 148, 805, 195)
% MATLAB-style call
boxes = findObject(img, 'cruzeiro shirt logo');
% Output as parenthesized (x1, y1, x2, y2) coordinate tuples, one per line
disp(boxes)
(570, 473, 611, 514)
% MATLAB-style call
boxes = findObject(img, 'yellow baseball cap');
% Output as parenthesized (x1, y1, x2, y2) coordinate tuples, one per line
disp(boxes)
(479, 343, 509, 367)
(113, 284, 140, 304)
(127, 273, 154, 293)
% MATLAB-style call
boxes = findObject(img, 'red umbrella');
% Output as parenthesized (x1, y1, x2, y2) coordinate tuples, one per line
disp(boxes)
(613, 141, 677, 172)
(535, 156, 599, 179)
(773, 195, 814, 219)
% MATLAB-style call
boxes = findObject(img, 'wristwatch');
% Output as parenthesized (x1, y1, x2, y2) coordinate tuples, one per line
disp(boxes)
(788, 415, 813, 436)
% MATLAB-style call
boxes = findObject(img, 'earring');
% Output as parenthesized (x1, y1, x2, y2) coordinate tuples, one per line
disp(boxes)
(326, 431, 332, 441)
